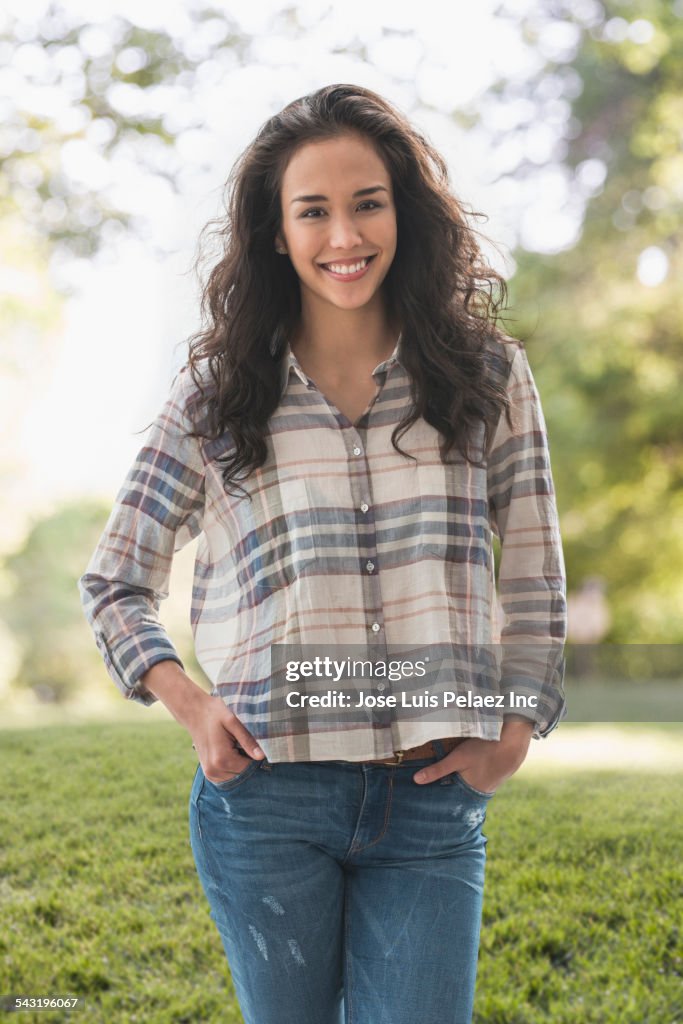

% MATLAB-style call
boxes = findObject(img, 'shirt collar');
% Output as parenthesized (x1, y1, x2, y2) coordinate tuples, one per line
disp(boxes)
(279, 332, 404, 395)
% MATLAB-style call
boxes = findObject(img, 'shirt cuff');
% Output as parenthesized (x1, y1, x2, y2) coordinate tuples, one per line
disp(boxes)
(499, 666, 567, 738)
(94, 628, 185, 707)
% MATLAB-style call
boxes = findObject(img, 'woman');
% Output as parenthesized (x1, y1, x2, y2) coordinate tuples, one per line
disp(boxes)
(80, 84, 567, 1024)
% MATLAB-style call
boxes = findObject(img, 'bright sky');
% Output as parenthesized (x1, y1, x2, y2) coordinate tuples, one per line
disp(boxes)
(3, 0, 651, 550)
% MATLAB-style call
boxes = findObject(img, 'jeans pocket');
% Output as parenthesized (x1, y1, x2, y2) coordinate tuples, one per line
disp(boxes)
(203, 758, 260, 792)
(451, 771, 496, 800)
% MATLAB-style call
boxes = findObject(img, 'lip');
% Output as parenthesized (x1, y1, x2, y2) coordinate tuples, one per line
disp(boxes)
(318, 255, 377, 282)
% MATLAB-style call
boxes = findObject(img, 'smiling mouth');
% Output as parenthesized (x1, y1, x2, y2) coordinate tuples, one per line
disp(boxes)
(318, 255, 376, 277)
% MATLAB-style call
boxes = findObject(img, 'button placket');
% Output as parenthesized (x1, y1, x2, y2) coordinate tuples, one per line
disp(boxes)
(347, 426, 385, 652)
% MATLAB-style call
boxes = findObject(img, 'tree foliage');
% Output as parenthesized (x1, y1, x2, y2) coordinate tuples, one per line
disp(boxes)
(1, 502, 110, 701)
(493, 0, 683, 640)
(2, 4, 251, 262)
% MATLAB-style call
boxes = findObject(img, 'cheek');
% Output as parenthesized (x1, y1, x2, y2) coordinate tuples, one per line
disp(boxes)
(381, 216, 398, 255)
(382, 224, 398, 261)
(288, 230, 318, 264)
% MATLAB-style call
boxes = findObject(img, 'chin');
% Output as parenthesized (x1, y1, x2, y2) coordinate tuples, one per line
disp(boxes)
(323, 280, 381, 302)
(329, 294, 379, 312)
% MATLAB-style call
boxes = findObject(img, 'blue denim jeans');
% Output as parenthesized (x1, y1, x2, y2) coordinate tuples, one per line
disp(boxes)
(188, 739, 493, 1024)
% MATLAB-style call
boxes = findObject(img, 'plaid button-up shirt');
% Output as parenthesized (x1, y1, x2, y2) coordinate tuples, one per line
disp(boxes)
(79, 337, 567, 761)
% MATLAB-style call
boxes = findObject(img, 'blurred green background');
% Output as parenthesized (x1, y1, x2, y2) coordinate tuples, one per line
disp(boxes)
(2, 0, 682, 721)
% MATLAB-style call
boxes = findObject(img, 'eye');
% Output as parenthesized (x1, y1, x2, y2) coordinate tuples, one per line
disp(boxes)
(300, 208, 324, 218)
(358, 200, 382, 211)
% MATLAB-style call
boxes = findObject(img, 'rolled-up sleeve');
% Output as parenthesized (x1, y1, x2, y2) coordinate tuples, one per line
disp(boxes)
(487, 344, 567, 737)
(78, 366, 205, 705)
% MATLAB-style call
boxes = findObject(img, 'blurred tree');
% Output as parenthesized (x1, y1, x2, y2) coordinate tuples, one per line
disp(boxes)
(0, 4, 254, 548)
(1, 4, 251, 268)
(0, 216, 65, 552)
(1, 502, 110, 701)
(0, 500, 205, 703)
(486, 0, 683, 641)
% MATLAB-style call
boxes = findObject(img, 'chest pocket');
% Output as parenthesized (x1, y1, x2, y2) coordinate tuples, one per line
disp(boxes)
(418, 460, 491, 567)
(234, 477, 319, 596)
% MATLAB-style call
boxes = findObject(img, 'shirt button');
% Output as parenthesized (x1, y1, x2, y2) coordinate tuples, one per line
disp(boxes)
(353, 446, 362, 456)
(371, 622, 381, 633)
(360, 503, 369, 513)
(366, 561, 375, 573)
(377, 682, 385, 692)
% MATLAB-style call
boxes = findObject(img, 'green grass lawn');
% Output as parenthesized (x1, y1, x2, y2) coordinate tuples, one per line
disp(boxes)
(1, 722, 681, 1024)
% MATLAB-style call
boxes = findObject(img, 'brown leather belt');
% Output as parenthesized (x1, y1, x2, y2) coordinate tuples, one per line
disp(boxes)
(364, 737, 466, 765)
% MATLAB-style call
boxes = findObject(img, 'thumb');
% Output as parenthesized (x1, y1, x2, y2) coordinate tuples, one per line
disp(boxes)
(215, 704, 266, 758)
(413, 749, 468, 785)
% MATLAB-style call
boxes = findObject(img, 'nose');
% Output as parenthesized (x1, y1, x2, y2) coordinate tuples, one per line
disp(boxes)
(327, 214, 364, 250)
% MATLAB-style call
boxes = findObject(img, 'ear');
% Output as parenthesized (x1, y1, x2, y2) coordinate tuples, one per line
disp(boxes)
(275, 234, 287, 255)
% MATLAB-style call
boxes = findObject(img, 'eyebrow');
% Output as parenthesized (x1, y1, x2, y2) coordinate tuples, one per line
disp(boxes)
(290, 185, 389, 205)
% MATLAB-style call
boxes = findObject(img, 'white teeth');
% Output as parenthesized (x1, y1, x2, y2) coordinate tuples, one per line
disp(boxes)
(324, 258, 370, 275)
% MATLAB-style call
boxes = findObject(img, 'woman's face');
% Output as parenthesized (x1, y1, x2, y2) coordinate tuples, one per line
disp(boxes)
(277, 133, 397, 318)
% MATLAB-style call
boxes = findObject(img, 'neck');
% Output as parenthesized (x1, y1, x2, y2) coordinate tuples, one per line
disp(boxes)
(292, 291, 399, 369)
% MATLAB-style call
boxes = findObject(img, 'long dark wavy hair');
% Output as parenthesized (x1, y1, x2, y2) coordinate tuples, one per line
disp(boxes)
(186, 83, 516, 492)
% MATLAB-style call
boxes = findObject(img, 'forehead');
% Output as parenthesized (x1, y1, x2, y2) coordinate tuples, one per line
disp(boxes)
(280, 134, 391, 197)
